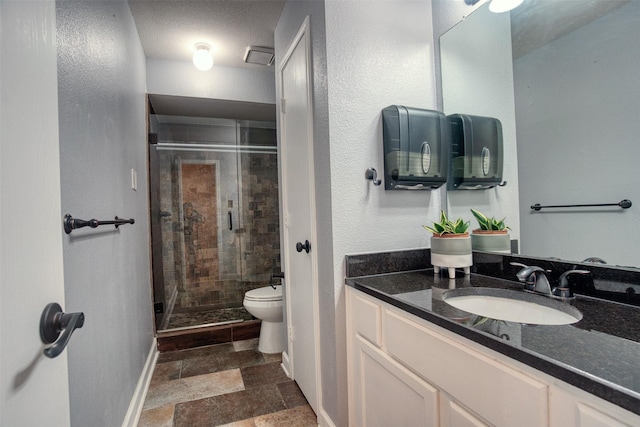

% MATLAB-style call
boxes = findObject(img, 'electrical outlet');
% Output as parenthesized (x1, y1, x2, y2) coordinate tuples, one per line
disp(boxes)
(131, 168, 137, 191)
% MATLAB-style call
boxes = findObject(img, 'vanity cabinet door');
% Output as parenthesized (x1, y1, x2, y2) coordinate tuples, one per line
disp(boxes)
(351, 335, 439, 427)
(384, 309, 548, 427)
(440, 392, 490, 427)
(549, 385, 639, 427)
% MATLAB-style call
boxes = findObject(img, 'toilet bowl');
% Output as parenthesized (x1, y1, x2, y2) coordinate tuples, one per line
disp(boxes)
(243, 285, 284, 354)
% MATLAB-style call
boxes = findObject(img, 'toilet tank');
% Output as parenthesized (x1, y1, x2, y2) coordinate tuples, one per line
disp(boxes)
(382, 105, 449, 190)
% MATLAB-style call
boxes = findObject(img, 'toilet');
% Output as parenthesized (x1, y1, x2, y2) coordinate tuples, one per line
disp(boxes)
(243, 285, 284, 354)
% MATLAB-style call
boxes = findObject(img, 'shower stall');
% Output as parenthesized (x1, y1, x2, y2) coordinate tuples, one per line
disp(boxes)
(148, 112, 281, 333)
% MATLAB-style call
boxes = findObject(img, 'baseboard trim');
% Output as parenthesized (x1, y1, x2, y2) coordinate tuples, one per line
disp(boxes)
(121, 339, 158, 427)
(318, 408, 337, 427)
(281, 350, 292, 378)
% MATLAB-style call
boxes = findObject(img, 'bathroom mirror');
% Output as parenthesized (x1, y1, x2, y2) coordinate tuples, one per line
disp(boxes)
(439, 0, 640, 268)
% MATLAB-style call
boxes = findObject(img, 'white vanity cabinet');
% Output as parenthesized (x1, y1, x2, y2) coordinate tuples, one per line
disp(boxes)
(346, 287, 640, 427)
(549, 384, 639, 427)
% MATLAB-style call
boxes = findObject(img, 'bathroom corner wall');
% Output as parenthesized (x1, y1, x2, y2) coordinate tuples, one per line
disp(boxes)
(323, 1, 440, 423)
(56, 1, 153, 426)
(277, 1, 440, 425)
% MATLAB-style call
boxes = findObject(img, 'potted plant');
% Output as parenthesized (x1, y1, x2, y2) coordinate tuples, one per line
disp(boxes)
(424, 211, 472, 277)
(470, 208, 511, 254)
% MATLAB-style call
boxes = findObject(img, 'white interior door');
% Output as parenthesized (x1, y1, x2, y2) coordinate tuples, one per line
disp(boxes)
(1, 1, 71, 425)
(280, 17, 320, 415)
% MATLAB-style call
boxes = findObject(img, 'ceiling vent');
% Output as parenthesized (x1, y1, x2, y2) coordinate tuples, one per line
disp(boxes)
(244, 46, 275, 66)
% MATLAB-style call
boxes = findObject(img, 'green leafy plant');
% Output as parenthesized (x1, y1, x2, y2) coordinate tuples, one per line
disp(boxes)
(470, 208, 510, 231)
(423, 210, 469, 236)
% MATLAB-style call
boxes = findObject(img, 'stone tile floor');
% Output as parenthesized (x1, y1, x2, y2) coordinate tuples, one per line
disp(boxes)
(138, 338, 317, 427)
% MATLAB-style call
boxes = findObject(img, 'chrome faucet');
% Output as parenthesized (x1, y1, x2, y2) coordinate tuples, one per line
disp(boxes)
(513, 264, 553, 296)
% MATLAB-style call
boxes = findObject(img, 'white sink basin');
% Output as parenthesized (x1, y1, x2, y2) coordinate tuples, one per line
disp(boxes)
(442, 287, 582, 325)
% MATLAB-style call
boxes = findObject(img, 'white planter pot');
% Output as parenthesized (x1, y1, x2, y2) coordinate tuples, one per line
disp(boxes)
(430, 234, 472, 277)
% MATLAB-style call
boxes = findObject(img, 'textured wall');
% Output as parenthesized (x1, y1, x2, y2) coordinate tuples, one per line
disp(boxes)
(515, 2, 640, 265)
(147, 58, 277, 104)
(324, 2, 439, 424)
(276, 2, 440, 425)
(56, 2, 153, 426)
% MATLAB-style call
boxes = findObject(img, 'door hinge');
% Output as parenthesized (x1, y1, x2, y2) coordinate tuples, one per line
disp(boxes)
(148, 133, 158, 144)
(288, 326, 294, 342)
(280, 98, 286, 114)
(154, 302, 164, 314)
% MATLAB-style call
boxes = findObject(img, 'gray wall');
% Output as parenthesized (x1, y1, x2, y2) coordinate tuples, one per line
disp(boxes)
(515, 1, 640, 265)
(56, 1, 154, 426)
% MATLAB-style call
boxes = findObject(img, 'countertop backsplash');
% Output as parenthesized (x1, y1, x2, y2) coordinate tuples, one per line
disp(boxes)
(346, 249, 640, 308)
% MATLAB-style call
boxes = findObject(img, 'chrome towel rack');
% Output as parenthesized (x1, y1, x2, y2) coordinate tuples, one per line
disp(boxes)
(64, 213, 135, 234)
(531, 199, 632, 211)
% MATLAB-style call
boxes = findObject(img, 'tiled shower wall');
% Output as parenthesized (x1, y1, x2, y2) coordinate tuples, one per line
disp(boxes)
(239, 126, 281, 285)
(156, 121, 280, 315)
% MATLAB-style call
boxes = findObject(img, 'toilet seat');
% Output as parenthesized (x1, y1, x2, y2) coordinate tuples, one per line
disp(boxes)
(244, 285, 282, 302)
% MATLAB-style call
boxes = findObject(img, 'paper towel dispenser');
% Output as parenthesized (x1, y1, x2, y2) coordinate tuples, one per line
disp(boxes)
(382, 105, 449, 190)
(447, 113, 504, 190)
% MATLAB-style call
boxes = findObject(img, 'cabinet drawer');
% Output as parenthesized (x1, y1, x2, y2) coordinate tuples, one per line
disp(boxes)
(385, 310, 548, 427)
(350, 290, 382, 346)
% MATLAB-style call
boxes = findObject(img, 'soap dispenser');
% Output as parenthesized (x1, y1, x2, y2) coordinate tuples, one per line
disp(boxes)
(447, 113, 504, 190)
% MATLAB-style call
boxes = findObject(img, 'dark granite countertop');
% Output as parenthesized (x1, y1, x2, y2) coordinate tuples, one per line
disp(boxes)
(346, 269, 640, 416)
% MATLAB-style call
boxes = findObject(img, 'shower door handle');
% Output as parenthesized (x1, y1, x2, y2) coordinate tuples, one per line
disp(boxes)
(296, 240, 310, 254)
(228, 211, 233, 231)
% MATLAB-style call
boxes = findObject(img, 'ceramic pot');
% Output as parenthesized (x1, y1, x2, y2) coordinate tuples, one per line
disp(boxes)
(470, 229, 511, 254)
(430, 233, 472, 277)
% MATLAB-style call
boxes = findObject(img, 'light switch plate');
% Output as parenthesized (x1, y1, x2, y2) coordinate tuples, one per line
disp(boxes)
(131, 168, 137, 191)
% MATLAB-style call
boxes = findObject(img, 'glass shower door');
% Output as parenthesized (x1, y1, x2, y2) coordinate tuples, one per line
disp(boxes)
(148, 114, 280, 333)
(149, 116, 245, 332)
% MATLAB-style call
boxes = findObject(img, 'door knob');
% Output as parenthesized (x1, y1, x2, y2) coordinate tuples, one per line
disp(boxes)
(40, 302, 85, 359)
(296, 240, 311, 253)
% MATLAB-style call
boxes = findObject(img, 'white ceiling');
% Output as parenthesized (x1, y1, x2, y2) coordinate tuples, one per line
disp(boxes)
(128, 0, 286, 70)
(132, 0, 628, 119)
(129, 0, 285, 120)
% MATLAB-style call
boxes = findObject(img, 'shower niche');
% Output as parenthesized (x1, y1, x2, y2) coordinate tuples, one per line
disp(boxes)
(148, 106, 280, 334)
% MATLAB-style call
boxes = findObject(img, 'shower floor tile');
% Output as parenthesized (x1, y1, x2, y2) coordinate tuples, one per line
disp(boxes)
(164, 307, 253, 330)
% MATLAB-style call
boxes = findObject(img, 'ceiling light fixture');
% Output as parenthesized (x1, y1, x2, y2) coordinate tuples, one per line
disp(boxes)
(489, 0, 524, 13)
(193, 43, 213, 71)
